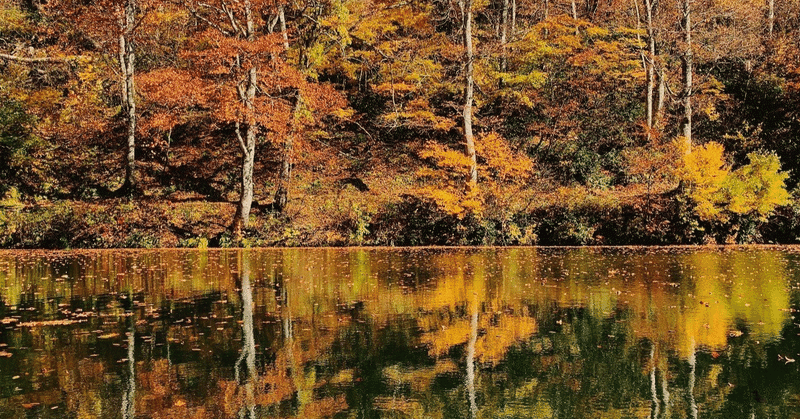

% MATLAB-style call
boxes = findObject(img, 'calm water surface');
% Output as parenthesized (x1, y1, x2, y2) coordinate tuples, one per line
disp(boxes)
(0, 247, 799, 418)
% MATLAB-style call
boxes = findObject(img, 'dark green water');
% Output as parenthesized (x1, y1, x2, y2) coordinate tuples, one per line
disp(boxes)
(0, 247, 799, 418)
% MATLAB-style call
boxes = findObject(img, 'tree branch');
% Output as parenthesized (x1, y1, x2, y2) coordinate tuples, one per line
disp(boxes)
(0, 53, 82, 63)
(184, 1, 233, 36)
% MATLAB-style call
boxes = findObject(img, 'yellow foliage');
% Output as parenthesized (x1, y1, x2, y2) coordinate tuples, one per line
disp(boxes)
(419, 142, 473, 172)
(678, 141, 790, 222)
(0, 1, 28, 33)
(724, 152, 790, 219)
(475, 132, 533, 182)
(677, 141, 729, 220)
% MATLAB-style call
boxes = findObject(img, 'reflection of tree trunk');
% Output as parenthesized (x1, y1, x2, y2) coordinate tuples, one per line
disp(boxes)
(650, 346, 660, 419)
(466, 307, 478, 419)
(282, 281, 307, 413)
(661, 366, 671, 418)
(236, 251, 256, 419)
(688, 342, 697, 419)
(121, 318, 136, 419)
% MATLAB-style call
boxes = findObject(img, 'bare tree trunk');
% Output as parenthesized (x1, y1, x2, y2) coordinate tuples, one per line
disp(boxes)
(120, 0, 137, 193)
(511, 0, 516, 37)
(571, 0, 579, 34)
(681, 0, 692, 150)
(501, 0, 509, 73)
(273, 11, 293, 214)
(644, 0, 656, 138)
(279, 5, 289, 50)
(656, 66, 666, 128)
(460, 0, 478, 189)
(235, 1, 259, 231)
(634, 0, 646, 71)
(274, 95, 300, 213)
(544, 0, 549, 21)
(768, 0, 775, 37)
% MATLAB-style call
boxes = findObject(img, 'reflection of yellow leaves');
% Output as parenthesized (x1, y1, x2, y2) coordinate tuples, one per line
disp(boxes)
(294, 395, 348, 419)
(476, 316, 538, 365)
(421, 320, 472, 357)
(383, 360, 458, 392)
(374, 396, 425, 417)
(328, 368, 354, 386)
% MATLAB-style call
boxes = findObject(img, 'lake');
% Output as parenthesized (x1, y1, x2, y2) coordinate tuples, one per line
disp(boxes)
(0, 247, 799, 418)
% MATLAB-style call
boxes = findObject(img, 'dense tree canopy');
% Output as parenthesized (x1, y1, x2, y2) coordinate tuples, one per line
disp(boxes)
(2, 0, 800, 247)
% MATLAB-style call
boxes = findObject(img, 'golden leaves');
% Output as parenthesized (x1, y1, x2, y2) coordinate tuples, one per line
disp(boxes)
(677, 141, 790, 222)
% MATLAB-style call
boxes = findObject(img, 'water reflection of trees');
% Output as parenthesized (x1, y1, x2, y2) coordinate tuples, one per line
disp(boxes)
(0, 248, 799, 418)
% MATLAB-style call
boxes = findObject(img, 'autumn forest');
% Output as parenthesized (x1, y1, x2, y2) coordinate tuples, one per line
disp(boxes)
(1, 0, 800, 248)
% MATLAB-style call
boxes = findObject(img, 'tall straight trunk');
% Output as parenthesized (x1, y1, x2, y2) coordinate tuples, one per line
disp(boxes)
(460, 0, 478, 188)
(768, 0, 775, 37)
(571, 0, 579, 34)
(235, 1, 259, 231)
(511, 0, 516, 37)
(273, 12, 293, 214)
(644, 0, 656, 137)
(274, 94, 300, 213)
(681, 0, 693, 150)
(656, 66, 666, 127)
(544, 0, 549, 21)
(501, 0, 509, 72)
(634, 0, 646, 71)
(279, 5, 289, 50)
(120, 0, 137, 193)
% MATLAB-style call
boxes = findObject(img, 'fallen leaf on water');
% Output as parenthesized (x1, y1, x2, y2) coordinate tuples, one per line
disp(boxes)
(18, 319, 86, 327)
(97, 333, 119, 339)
